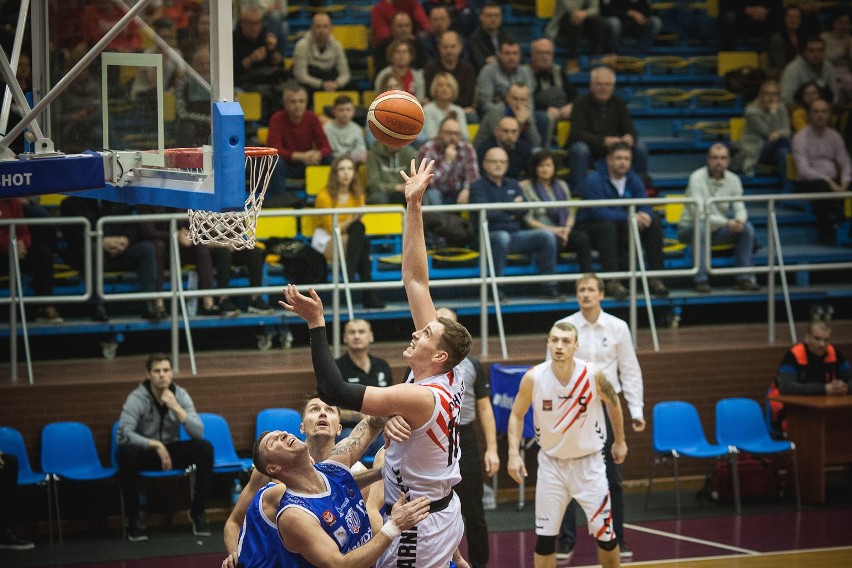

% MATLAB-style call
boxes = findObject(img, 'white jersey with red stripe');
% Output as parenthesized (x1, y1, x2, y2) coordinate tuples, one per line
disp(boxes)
(382, 368, 464, 504)
(532, 358, 607, 459)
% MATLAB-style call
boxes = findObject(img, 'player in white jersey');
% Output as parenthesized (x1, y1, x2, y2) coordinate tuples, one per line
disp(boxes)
(281, 159, 472, 568)
(507, 322, 628, 568)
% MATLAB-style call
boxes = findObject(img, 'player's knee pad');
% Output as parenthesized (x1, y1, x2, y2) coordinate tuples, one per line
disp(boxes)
(597, 538, 619, 552)
(534, 535, 557, 556)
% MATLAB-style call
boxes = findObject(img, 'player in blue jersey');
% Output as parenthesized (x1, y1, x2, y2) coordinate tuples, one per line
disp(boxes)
(247, 424, 430, 567)
(223, 396, 389, 568)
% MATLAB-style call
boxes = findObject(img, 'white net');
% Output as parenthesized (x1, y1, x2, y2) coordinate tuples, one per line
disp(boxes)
(187, 147, 279, 250)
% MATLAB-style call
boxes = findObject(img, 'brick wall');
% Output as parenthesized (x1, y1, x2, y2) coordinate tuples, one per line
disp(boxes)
(3, 339, 848, 486)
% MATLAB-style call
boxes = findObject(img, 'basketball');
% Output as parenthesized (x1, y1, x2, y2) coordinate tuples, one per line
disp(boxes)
(366, 90, 424, 149)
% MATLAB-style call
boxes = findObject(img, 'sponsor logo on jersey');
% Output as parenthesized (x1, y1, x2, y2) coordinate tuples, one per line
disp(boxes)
(334, 526, 348, 547)
(345, 507, 362, 534)
(322, 510, 336, 525)
(543, 399, 552, 411)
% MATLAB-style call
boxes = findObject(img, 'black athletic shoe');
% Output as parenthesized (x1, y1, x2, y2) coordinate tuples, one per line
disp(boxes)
(555, 542, 573, 561)
(126, 519, 148, 542)
(0, 530, 34, 550)
(619, 541, 634, 561)
(187, 511, 211, 537)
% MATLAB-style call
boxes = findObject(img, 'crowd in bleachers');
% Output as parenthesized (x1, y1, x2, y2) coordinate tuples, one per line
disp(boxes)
(2, 0, 852, 324)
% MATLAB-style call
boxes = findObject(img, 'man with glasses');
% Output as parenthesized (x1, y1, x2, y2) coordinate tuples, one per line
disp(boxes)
(475, 84, 542, 152)
(769, 319, 851, 434)
(418, 116, 480, 205)
(470, 146, 562, 300)
(566, 66, 648, 196)
(476, 116, 534, 180)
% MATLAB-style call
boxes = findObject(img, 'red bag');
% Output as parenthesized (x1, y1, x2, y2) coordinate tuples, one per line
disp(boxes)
(711, 455, 778, 503)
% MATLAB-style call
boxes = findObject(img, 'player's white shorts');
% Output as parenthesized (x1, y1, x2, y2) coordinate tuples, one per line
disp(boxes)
(535, 451, 615, 542)
(377, 492, 463, 568)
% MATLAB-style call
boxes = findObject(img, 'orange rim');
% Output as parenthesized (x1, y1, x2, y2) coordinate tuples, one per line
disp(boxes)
(164, 147, 277, 157)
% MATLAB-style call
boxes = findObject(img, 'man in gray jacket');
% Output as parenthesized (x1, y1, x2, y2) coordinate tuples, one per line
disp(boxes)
(117, 353, 214, 541)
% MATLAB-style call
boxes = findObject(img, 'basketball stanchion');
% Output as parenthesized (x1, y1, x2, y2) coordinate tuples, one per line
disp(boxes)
(366, 89, 424, 149)
(163, 146, 279, 250)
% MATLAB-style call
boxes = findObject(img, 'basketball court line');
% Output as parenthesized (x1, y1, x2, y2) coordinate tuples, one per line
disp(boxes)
(623, 522, 760, 554)
(571, 546, 852, 567)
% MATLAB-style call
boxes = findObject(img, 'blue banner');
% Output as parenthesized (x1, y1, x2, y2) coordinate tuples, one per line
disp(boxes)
(0, 151, 105, 199)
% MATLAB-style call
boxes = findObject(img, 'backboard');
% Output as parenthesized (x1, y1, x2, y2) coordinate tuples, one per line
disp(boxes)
(0, 0, 248, 212)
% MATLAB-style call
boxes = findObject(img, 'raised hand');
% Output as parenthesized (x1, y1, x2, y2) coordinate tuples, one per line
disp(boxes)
(279, 284, 325, 328)
(400, 158, 435, 204)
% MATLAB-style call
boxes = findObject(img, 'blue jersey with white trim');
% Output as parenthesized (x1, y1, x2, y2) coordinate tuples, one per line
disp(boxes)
(237, 482, 298, 568)
(277, 461, 372, 566)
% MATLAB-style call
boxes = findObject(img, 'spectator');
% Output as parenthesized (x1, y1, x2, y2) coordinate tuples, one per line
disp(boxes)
(475, 38, 532, 115)
(0, 199, 63, 323)
(544, 0, 607, 58)
(180, 8, 210, 54)
(422, 0, 479, 36)
(582, 142, 668, 296)
(335, 318, 394, 427)
(210, 244, 273, 317)
(551, 272, 644, 562)
(374, 12, 428, 72)
(173, 44, 211, 148)
(436, 307, 499, 568)
(769, 5, 806, 73)
(820, 9, 852, 104)
(470, 146, 561, 300)
(678, 144, 758, 293)
(323, 95, 368, 163)
(423, 30, 478, 117)
(373, 39, 427, 103)
(523, 38, 577, 148)
(83, 0, 141, 52)
(769, 318, 850, 433)
(790, 80, 830, 131)
(477, 115, 534, 180)
(130, 19, 183, 103)
(420, 5, 456, 61)
(475, 84, 541, 150)
(469, 2, 508, 72)
(313, 156, 385, 309)
(0, 451, 34, 550)
(780, 36, 839, 107)
(60, 197, 164, 321)
(740, 79, 792, 185)
(718, 0, 783, 51)
(257, 0, 289, 55)
(566, 66, 648, 196)
(422, 72, 470, 141)
(371, 0, 431, 47)
(791, 98, 851, 245)
(365, 140, 418, 205)
(137, 206, 220, 317)
(418, 115, 480, 205)
(601, 0, 662, 55)
(232, 4, 286, 121)
(116, 353, 214, 541)
(520, 151, 621, 287)
(292, 12, 352, 97)
(266, 82, 333, 204)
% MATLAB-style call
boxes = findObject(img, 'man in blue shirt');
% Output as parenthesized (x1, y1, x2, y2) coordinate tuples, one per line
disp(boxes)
(470, 146, 561, 301)
(581, 142, 668, 296)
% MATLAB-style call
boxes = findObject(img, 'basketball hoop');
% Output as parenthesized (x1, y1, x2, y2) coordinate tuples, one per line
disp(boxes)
(169, 146, 278, 250)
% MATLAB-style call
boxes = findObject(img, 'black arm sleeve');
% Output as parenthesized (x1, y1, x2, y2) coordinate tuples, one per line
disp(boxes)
(309, 327, 367, 411)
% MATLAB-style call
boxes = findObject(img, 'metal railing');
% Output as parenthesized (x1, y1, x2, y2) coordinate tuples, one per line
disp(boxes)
(4, 192, 850, 382)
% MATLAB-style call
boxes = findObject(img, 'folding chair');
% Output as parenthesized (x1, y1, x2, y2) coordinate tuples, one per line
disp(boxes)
(109, 421, 196, 535)
(715, 398, 800, 509)
(645, 401, 741, 516)
(0, 427, 52, 540)
(255, 408, 305, 441)
(198, 413, 253, 474)
(41, 422, 124, 542)
(489, 364, 536, 511)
